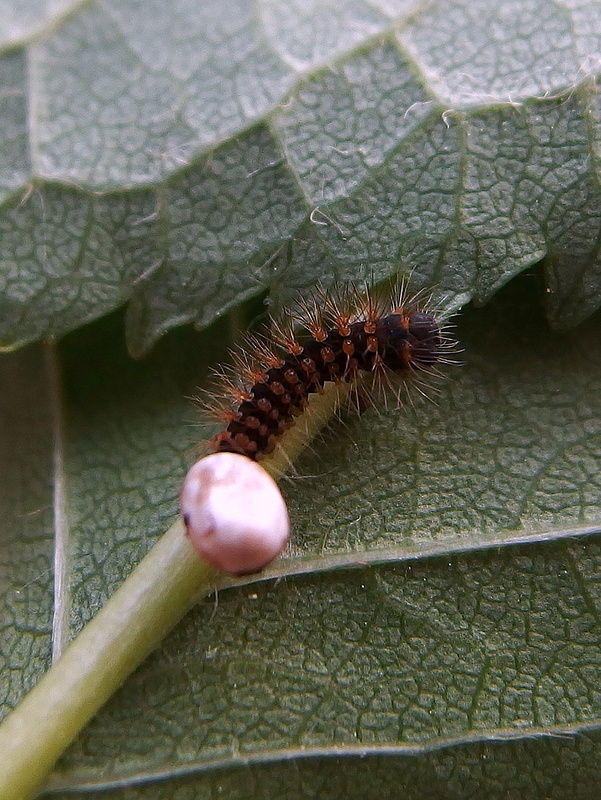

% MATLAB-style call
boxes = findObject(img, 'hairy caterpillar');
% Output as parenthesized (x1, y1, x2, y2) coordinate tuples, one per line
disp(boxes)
(206, 280, 456, 460)
(181, 279, 457, 575)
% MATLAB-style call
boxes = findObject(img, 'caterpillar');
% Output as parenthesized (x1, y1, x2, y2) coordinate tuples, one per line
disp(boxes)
(181, 279, 457, 575)
(205, 280, 456, 461)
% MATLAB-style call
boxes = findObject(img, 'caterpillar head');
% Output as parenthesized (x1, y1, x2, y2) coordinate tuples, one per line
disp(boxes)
(406, 311, 442, 366)
(378, 310, 442, 370)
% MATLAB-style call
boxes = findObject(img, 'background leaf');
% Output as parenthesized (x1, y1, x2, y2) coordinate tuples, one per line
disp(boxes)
(4, 274, 601, 798)
(2, 1, 601, 798)
(0, 0, 600, 352)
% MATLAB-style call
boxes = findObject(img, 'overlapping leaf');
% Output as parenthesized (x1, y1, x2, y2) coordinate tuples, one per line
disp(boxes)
(0, 0, 599, 352)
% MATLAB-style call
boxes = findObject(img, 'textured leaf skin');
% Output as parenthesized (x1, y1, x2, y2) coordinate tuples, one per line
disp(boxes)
(2, 2, 601, 797)
(3, 275, 601, 798)
(0, 0, 600, 351)
(0, 346, 54, 708)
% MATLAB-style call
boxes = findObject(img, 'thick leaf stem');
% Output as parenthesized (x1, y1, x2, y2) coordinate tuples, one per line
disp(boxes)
(0, 382, 348, 800)
(0, 523, 216, 800)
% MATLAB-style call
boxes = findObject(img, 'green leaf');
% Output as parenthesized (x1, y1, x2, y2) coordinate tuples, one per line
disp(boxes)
(0, 0, 600, 351)
(3, 2, 601, 797)
(3, 273, 601, 798)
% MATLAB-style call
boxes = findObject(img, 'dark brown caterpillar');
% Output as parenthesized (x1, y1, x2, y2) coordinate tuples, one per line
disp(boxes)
(205, 282, 456, 461)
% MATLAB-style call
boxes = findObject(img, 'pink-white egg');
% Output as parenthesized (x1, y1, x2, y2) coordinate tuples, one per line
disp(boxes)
(180, 452, 289, 575)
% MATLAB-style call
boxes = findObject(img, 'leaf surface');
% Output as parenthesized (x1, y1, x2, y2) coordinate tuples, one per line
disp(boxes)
(3, 277, 601, 798)
(2, 2, 601, 797)
(0, 0, 600, 351)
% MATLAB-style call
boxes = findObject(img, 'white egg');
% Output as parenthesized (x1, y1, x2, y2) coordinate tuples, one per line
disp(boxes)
(180, 452, 290, 575)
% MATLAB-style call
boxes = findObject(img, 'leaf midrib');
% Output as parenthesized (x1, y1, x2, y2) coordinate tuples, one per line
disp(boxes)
(214, 518, 601, 591)
(45, 342, 71, 662)
(46, 717, 601, 795)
